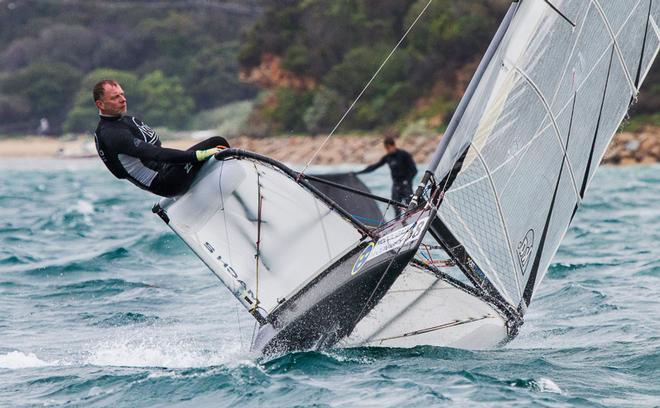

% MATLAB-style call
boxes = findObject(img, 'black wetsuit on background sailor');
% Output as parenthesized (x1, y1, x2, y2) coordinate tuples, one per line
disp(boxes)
(357, 138, 417, 218)
(94, 114, 228, 197)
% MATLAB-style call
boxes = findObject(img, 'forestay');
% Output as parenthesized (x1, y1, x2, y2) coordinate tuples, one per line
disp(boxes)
(432, 0, 659, 307)
(157, 158, 363, 319)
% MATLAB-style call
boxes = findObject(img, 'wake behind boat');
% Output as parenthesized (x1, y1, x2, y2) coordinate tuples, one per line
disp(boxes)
(153, 0, 659, 354)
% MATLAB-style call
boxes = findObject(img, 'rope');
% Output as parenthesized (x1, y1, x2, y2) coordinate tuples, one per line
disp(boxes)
(297, 0, 435, 178)
(251, 164, 263, 315)
(234, 302, 244, 348)
(379, 201, 392, 227)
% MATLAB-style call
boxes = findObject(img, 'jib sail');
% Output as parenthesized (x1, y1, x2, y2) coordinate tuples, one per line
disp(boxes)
(155, 155, 365, 321)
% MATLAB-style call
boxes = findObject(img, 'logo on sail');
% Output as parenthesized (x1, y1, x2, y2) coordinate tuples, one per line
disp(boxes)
(517, 229, 534, 276)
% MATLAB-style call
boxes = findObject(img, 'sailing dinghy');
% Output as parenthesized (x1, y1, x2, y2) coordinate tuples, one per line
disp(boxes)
(153, 0, 659, 353)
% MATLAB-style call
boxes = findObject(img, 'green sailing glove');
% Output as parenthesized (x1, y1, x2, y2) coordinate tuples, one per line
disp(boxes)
(195, 147, 220, 162)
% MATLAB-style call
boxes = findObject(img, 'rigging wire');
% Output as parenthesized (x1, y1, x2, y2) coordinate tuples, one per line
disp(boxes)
(252, 164, 263, 316)
(378, 201, 393, 228)
(234, 302, 245, 349)
(297, 0, 435, 178)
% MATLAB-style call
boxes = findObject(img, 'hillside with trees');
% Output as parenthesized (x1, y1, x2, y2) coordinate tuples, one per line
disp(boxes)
(0, 0, 656, 138)
(237, 0, 658, 136)
(0, 0, 260, 135)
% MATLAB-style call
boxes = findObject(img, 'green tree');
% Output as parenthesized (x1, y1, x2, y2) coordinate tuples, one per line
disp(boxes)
(303, 87, 346, 134)
(134, 12, 207, 78)
(138, 70, 194, 129)
(322, 45, 415, 129)
(184, 43, 257, 110)
(0, 62, 82, 133)
(282, 43, 311, 76)
(265, 87, 313, 133)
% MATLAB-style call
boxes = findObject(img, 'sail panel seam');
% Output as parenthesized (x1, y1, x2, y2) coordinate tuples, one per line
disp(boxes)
(474, 1, 586, 201)
(548, 3, 594, 109)
(467, 145, 522, 297)
(510, 65, 581, 200)
(445, 31, 620, 196)
(442, 196, 515, 305)
(591, 0, 641, 96)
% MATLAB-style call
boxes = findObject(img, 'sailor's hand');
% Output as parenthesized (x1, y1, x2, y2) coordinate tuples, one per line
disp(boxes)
(195, 147, 221, 161)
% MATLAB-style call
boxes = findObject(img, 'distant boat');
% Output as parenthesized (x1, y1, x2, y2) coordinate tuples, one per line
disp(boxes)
(153, 0, 659, 353)
(55, 138, 97, 159)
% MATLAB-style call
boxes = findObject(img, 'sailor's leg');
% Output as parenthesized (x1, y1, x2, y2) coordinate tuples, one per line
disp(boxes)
(186, 136, 230, 151)
(392, 183, 403, 218)
(402, 179, 413, 204)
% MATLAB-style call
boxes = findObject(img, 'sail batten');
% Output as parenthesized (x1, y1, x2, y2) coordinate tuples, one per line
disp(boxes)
(543, 0, 577, 27)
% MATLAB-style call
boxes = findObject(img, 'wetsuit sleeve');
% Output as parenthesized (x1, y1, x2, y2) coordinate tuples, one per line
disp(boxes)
(114, 130, 196, 163)
(357, 155, 387, 174)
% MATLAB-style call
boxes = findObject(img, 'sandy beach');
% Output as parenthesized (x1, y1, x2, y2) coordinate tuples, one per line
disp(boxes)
(0, 128, 658, 165)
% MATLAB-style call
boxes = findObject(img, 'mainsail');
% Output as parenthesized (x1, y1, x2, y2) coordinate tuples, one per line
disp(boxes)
(423, 0, 659, 308)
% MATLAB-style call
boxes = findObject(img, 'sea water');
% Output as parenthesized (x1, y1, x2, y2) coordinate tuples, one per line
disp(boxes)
(0, 158, 658, 407)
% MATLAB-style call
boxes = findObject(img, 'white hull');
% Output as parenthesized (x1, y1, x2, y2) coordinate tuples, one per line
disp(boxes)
(342, 265, 509, 350)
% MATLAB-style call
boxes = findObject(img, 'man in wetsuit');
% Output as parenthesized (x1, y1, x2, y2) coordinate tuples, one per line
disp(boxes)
(357, 137, 417, 218)
(93, 79, 228, 197)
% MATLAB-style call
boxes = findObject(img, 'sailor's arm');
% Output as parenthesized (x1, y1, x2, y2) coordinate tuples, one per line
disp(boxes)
(356, 155, 387, 174)
(115, 133, 217, 163)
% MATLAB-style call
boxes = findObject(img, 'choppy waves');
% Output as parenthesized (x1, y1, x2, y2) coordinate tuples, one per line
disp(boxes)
(0, 160, 658, 407)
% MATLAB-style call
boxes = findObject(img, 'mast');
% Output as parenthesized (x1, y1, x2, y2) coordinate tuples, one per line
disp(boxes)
(409, 1, 520, 207)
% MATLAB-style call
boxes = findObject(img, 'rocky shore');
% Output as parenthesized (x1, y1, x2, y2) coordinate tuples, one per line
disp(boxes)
(0, 127, 658, 165)
(601, 127, 660, 165)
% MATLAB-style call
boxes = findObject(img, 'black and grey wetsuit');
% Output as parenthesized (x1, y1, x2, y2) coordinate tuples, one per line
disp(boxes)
(357, 149, 417, 216)
(94, 114, 228, 197)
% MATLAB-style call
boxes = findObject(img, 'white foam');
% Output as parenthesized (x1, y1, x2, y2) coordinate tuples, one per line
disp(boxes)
(0, 351, 52, 369)
(85, 336, 253, 369)
(533, 378, 563, 394)
(75, 200, 95, 215)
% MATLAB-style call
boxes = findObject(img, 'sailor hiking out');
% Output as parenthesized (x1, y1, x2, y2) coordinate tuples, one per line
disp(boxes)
(92, 79, 228, 197)
(357, 137, 417, 217)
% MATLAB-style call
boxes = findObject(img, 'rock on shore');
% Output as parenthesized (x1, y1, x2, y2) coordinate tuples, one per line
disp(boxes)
(1, 127, 658, 165)
(202, 129, 658, 166)
(601, 127, 660, 165)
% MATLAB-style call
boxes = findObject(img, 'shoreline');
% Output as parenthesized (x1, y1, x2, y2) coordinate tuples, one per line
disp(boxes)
(0, 127, 658, 165)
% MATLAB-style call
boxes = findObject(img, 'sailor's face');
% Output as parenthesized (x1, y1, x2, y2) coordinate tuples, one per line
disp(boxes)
(97, 84, 127, 115)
